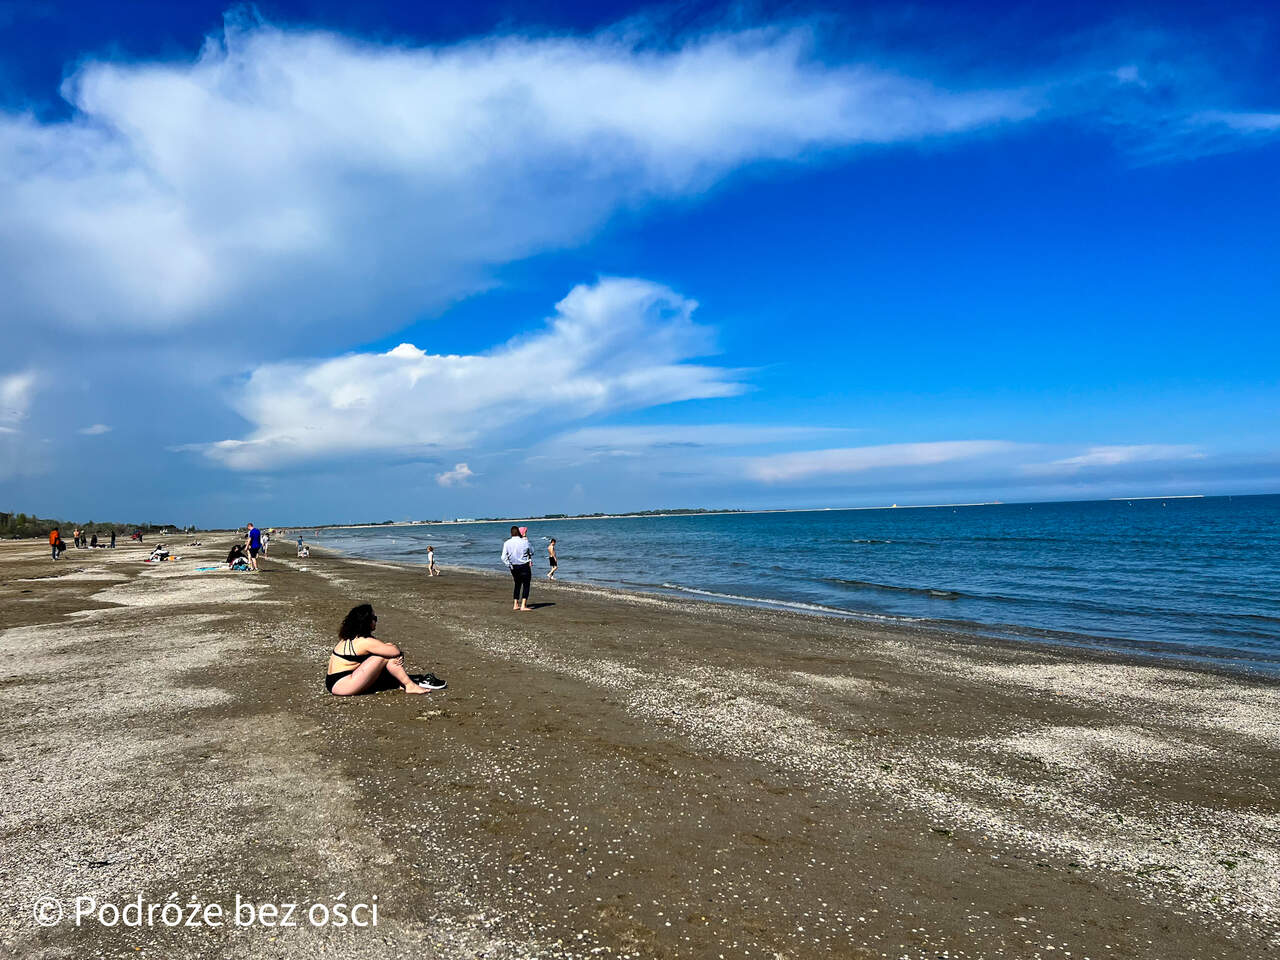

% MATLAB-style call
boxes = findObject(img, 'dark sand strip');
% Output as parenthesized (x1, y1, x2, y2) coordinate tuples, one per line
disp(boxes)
(2, 538, 1277, 959)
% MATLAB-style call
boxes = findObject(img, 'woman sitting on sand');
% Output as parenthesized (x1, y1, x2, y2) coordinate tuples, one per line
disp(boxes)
(326, 604, 446, 696)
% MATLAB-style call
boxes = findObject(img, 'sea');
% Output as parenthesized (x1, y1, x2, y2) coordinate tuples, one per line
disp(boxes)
(313, 494, 1280, 674)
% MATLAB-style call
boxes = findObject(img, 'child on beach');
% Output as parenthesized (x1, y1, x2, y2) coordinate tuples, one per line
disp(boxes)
(325, 604, 446, 695)
(547, 538, 558, 580)
(427, 546, 440, 576)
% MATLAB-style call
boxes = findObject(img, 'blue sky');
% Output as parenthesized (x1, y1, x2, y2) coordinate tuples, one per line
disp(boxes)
(0, 0, 1277, 525)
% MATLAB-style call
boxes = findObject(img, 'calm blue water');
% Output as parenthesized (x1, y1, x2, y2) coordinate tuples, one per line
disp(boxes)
(314, 495, 1280, 672)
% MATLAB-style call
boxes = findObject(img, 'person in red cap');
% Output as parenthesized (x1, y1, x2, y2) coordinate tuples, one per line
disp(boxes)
(501, 525, 534, 611)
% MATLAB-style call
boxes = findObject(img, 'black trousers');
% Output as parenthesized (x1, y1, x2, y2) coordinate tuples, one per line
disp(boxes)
(510, 562, 532, 601)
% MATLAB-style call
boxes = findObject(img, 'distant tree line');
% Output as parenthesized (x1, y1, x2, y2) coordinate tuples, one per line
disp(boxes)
(1, 511, 192, 539)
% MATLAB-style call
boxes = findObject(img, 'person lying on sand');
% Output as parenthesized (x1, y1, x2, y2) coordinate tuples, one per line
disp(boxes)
(325, 604, 446, 696)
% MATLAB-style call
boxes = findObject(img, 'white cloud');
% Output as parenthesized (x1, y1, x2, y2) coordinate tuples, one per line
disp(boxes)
(437, 463, 473, 487)
(1021, 444, 1204, 475)
(746, 440, 1020, 483)
(201, 277, 744, 469)
(0, 17, 1036, 346)
(78, 423, 112, 435)
(0, 371, 35, 425)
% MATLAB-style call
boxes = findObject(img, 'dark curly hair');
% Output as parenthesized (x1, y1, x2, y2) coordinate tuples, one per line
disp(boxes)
(338, 603, 377, 641)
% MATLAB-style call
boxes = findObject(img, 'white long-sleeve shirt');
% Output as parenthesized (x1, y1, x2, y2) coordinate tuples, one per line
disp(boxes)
(501, 536, 532, 567)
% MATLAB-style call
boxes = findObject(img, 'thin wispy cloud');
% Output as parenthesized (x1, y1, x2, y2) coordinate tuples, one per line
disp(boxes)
(0, 370, 37, 476)
(1192, 110, 1280, 134)
(1021, 444, 1204, 476)
(1063, 23, 1280, 163)
(78, 424, 112, 436)
(535, 424, 856, 463)
(746, 441, 1021, 483)
(201, 278, 744, 469)
(0, 371, 34, 426)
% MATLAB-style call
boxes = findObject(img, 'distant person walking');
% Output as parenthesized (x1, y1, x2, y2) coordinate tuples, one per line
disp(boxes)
(49, 527, 60, 561)
(546, 538, 558, 580)
(427, 546, 440, 576)
(109, 529, 116, 549)
(501, 526, 533, 612)
(261, 530, 270, 554)
(245, 522, 263, 572)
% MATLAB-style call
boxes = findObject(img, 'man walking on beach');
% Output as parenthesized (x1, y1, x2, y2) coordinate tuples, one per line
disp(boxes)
(502, 525, 533, 612)
(245, 522, 263, 572)
(49, 527, 60, 561)
(109, 529, 116, 549)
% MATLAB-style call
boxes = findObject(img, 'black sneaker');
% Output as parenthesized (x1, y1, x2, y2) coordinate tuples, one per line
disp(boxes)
(417, 673, 447, 691)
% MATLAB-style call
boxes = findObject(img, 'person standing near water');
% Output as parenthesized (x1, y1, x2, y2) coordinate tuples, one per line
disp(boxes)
(427, 545, 440, 576)
(547, 538, 558, 580)
(501, 525, 533, 612)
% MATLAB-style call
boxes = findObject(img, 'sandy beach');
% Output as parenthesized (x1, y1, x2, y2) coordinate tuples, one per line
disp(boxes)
(2, 536, 1278, 959)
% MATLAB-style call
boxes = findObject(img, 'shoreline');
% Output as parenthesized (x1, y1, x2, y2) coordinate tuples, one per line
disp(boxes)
(4, 537, 1278, 958)
(318, 541, 1280, 683)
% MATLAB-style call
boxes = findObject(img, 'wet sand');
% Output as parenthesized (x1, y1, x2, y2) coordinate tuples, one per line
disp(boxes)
(2, 537, 1277, 959)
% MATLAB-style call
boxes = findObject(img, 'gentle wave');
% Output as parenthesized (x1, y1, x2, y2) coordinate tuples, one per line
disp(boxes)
(659, 583, 924, 622)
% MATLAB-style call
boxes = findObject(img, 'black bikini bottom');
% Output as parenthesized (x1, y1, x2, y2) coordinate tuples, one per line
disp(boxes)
(325, 669, 355, 693)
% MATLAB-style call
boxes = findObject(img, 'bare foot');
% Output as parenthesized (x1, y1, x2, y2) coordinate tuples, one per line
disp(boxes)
(402, 683, 429, 694)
